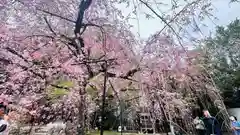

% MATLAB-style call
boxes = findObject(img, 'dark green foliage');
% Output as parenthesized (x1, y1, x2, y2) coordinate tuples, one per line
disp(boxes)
(90, 109, 119, 130)
(204, 19, 240, 107)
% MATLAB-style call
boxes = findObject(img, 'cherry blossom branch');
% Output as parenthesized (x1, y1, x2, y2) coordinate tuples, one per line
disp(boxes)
(71, 58, 116, 65)
(105, 90, 156, 113)
(108, 80, 120, 102)
(5, 47, 29, 63)
(43, 16, 57, 36)
(37, 5, 106, 56)
(38, 8, 104, 31)
(72, 57, 140, 82)
(9, 61, 45, 79)
(0, 58, 11, 65)
(139, 0, 175, 33)
(19, 35, 55, 40)
(158, 1, 197, 34)
(4, 47, 72, 91)
(139, 0, 186, 52)
(106, 72, 139, 82)
(37, 8, 76, 23)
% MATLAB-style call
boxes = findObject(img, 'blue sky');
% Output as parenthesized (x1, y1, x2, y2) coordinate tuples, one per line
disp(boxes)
(119, 0, 240, 39)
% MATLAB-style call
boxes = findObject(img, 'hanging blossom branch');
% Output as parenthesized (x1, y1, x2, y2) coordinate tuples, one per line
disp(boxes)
(37, 8, 76, 23)
(16, 0, 101, 37)
(5, 47, 75, 91)
(33, 1, 106, 55)
(43, 16, 57, 36)
(33, 1, 106, 78)
(158, 1, 198, 34)
(138, 0, 186, 52)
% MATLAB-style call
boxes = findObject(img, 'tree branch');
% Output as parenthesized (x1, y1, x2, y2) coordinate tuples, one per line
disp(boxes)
(15, 63, 45, 79)
(108, 80, 120, 101)
(71, 58, 116, 65)
(18, 35, 55, 41)
(37, 8, 76, 23)
(43, 16, 57, 35)
(158, 1, 197, 34)
(139, 0, 186, 51)
(0, 58, 11, 65)
(139, 0, 176, 34)
(5, 47, 29, 63)
(121, 67, 141, 78)
(5, 48, 48, 79)
(50, 84, 70, 90)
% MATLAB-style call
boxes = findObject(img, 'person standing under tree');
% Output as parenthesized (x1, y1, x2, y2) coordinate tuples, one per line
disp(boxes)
(0, 104, 9, 135)
(230, 116, 240, 135)
(202, 110, 221, 135)
(194, 116, 206, 135)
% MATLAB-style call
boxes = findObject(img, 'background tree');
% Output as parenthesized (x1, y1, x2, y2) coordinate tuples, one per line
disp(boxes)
(204, 19, 240, 108)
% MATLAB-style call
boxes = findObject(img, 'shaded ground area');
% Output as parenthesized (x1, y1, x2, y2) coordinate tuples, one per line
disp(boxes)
(87, 131, 137, 135)
(87, 131, 231, 135)
(87, 131, 162, 135)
